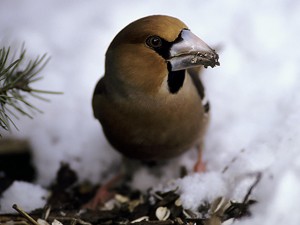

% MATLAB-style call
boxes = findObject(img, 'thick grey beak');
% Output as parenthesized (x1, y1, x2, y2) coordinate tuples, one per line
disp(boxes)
(168, 29, 220, 71)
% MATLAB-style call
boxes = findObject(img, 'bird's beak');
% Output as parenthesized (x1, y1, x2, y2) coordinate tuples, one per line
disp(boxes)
(168, 29, 220, 71)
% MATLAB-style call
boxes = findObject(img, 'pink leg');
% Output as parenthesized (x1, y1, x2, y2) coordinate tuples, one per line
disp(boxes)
(83, 174, 123, 210)
(193, 145, 206, 173)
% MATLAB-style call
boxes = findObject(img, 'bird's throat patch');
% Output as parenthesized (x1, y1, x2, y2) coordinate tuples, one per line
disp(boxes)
(167, 69, 185, 94)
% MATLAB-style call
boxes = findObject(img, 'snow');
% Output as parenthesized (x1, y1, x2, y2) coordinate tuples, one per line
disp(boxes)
(1, 0, 300, 223)
(178, 172, 227, 211)
(0, 181, 48, 213)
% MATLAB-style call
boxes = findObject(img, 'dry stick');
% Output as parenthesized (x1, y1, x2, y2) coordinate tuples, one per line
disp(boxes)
(242, 172, 262, 204)
(12, 204, 39, 225)
(222, 149, 245, 173)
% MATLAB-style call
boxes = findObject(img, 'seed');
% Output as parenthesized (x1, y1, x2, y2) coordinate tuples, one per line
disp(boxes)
(131, 216, 149, 223)
(37, 219, 50, 225)
(115, 194, 129, 203)
(52, 219, 63, 225)
(155, 206, 171, 221)
(175, 198, 182, 207)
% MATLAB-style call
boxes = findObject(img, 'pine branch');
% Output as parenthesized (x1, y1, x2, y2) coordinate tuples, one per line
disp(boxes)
(0, 45, 62, 136)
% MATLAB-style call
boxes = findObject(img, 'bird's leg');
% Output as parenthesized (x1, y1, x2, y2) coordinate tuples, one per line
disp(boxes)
(83, 173, 123, 210)
(193, 144, 206, 172)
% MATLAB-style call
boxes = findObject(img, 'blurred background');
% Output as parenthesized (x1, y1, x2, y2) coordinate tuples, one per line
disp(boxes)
(0, 0, 299, 189)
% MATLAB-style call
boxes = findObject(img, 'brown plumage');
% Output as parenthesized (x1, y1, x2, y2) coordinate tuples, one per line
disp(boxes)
(92, 15, 219, 161)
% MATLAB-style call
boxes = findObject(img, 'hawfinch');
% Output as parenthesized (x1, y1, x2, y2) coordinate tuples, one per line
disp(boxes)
(93, 15, 219, 166)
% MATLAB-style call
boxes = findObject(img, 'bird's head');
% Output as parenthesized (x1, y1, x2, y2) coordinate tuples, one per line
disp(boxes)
(105, 15, 219, 95)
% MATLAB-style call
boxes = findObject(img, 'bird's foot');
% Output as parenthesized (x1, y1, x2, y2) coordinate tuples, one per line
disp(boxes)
(193, 159, 206, 173)
(83, 174, 122, 210)
(193, 144, 206, 173)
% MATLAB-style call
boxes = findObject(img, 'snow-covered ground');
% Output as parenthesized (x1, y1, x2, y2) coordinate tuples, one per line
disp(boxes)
(1, 0, 300, 223)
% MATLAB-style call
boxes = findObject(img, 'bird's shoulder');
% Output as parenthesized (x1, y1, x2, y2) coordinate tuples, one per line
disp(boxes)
(187, 67, 210, 114)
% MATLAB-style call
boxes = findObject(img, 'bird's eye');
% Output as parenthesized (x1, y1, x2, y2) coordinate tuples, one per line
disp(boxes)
(146, 36, 162, 48)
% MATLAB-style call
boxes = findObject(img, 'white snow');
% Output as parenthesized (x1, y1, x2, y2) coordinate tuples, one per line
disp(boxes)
(0, 181, 48, 214)
(178, 172, 227, 211)
(1, 0, 300, 223)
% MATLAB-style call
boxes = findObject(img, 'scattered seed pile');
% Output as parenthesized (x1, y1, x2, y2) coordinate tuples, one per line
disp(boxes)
(0, 164, 258, 225)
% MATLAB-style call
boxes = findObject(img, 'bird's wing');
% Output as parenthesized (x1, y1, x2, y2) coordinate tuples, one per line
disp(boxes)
(93, 76, 106, 96)
(187, 67, 204, 99)
(92, 76, 107, 119)
(187, 67, 210, 113)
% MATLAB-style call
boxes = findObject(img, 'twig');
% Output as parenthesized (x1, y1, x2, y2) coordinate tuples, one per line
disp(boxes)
(222, 149, 245, 173)
(12, 204, 39, 225)
(242, 172, 262, 204)
(223, 172, 261, 221)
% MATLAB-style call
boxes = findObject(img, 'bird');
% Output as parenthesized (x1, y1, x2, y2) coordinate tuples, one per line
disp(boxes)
(93, 15, 219, 161)
(89, 15, 219, 208)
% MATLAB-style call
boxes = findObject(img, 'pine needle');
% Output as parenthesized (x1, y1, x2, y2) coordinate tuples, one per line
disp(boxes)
(0, 45, 62, 136)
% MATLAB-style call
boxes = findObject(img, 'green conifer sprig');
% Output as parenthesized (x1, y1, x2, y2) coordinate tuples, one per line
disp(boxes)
(0, 46, 62, 136)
